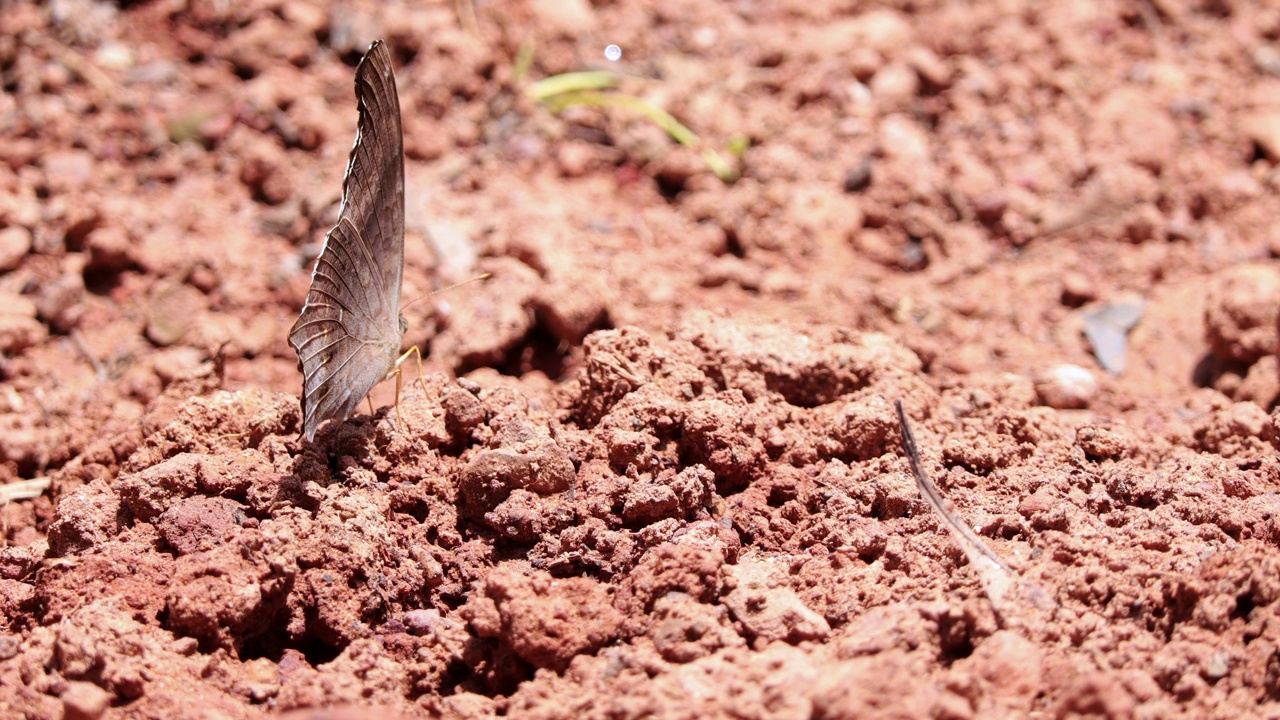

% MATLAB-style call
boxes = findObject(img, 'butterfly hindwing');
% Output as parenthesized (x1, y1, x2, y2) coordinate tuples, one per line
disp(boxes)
(288, 40, 405, 441)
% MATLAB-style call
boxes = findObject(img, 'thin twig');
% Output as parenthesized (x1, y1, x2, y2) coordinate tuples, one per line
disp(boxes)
(894, 399, 1015, 611)
(0, 477, 51, 502)
(455, 0, 482, 39)
(69, 330, 107, 379)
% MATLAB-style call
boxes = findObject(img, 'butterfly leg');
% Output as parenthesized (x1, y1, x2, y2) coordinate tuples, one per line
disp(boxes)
(386, 345, 429, 436)
(393, 362, 404, 432)
(372, 364, 408, 434)
(403, 344, 430, 401)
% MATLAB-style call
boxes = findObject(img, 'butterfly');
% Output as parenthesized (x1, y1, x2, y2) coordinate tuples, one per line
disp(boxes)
(288, 40, 409, 441)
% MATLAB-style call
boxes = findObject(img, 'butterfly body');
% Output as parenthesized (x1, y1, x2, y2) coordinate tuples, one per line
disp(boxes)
(288, 40, 405, 441)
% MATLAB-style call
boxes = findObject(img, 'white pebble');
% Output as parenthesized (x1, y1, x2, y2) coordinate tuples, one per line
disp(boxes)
(61, 682, 113, 720)
(1036, 364, 1099, 409)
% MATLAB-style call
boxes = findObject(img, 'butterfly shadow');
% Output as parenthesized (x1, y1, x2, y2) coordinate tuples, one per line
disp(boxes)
(279, 412, 407, 503)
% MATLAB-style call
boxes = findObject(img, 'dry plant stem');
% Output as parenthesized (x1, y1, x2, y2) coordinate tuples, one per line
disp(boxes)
(894, 399, 1016, 612)
(455, 0, 481, 38)
(69, 330, 107, 379)
(513, 38, 536, 83)
(0, 477, 51, 502)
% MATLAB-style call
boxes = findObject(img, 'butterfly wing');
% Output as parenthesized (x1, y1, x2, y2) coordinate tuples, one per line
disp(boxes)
(288, 40, 405, 441)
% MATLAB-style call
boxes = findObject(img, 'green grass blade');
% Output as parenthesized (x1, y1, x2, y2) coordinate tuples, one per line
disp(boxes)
(532, 81, 740, 183)
(526, 71, 620, 102)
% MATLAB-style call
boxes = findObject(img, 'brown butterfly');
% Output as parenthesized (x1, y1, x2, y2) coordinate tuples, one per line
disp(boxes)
(288, 40, 407, 441)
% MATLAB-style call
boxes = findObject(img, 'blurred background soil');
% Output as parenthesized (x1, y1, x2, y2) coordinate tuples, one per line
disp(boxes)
(2, 0, 1280, 718)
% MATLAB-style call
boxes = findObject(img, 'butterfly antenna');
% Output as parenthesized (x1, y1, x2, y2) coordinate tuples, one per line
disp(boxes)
(401, 272, 492, 312)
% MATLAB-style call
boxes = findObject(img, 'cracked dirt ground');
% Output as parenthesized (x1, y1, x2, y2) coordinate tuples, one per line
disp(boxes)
(3, 1, 1280, 718)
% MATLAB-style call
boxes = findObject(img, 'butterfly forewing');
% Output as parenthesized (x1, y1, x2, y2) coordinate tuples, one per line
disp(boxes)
(288, 40, 405, 441)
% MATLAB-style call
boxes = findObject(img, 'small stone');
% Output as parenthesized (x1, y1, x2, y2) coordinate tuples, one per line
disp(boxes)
(1122, 204, 1162, 243)
(1061, 271, 1097, 306)
(1076, 424, 1128, 461)
(61, 681, 113, 720)
(0, 137, 39, 172)
(878, 115, 930, 163)
(152, 346, 206, 385)
(1236, 355, 1279, 407)
(84, 226, 134, 273)
(0, 633, 18, 659)
(186, 263, 220, 293)
(700, 255, 762, 290)
(1242, 112, 1280, 163)
(36, 273, 86, 333)
(93, 41, 134, 71)
(847, 9, 915, 56)
(237, 657, 280, 703)
(156, 496, 245, 556)
(1227, 401, 1269, 438)
(1093, 88, 1178, 172)
(842, 156, 873, 193)
(555, 141, 593, 178)
(0, 226, 32, 271)
(1037, 364, 1099, 409)
(1203, 652, 1230, 681)
(442, 384, 485, 440)
(64, 205, 103, 251)
(282, 0, 329, 34)
(172, 636, 199, 656)
(847, 47, 882, 82)
(653, 149, 701, 194)
(905, 46, 951, 88)
(198, 113, 236, 148)
(458, 420, 575, 516)
(531, 0, 597, 34)
(534, 279, 607, 344)
(869, 61, 919, 108)
(40, 60, 72, 92)
(1253, 45, 1280, 77)
(0, 293, 46, 352)
(1017, 488, 1056, 519)
(326, 10, 383, 58)
(146, 281, 206, 347)
(403, 608, 444, 636)
(854, 228, 903, 268)
(239, 144, 292, 205)
(41, 150, 95, 193)
(900, 238, 927, 271)
(973, 193, 1008, 224)
(1205, 263, 1280, 364)
(722, 559, 830, 642)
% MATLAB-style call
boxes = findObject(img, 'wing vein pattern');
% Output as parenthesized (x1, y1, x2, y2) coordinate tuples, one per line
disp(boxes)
(287, 40, 405, 441)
